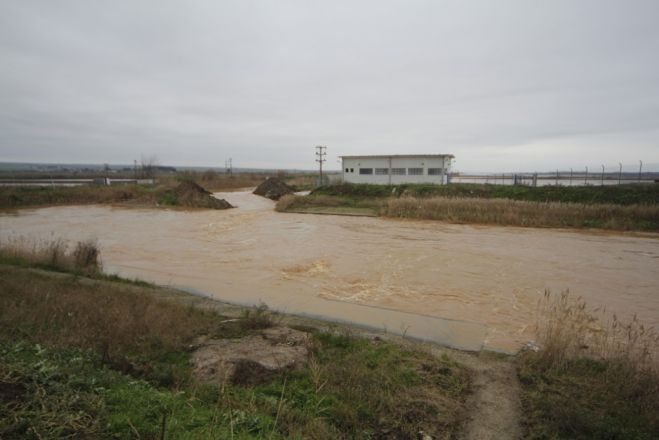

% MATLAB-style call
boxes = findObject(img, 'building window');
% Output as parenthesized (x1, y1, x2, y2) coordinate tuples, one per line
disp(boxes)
(375, 168, 389, 175)
(350, 168, 354, 173)
(408, 168, 424, 175)
(391, 168, 406, 175)
(345, 168, 349, 173)
(359, 168, 373, 175)
(428, 168, 443, 175)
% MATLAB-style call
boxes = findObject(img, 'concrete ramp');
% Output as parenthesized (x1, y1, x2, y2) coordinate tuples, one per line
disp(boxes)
(299, 298, 488, 352)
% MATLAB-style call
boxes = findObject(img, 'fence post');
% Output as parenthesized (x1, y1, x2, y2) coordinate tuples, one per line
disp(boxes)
(584, 167, 588, 185)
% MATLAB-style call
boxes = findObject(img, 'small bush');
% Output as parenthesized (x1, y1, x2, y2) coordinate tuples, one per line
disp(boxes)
(73, 240, 101, 271)
(240, 303, 275, 330)
(159, 191, 178, 206)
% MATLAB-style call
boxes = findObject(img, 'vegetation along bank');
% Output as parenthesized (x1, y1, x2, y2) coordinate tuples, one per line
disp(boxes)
(276, 183, 659, 231)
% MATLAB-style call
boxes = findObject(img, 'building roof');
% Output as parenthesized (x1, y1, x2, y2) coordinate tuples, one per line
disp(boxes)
(339, 154, 454, 159)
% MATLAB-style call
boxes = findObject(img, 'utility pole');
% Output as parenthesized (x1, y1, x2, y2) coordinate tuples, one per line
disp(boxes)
(618, 163, 622, 185)
(569, 168, 573, 186)
(315, 145, 326, 186)
(601, 164, 605, 186)
(225, 158, 233, 175)
(638, 160, 643, 183)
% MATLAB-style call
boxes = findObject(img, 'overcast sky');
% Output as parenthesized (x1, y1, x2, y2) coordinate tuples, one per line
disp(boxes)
(1, 1, 658, 172)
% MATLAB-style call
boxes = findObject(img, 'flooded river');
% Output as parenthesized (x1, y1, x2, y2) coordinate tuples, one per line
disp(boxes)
(1, 190, 658, 353)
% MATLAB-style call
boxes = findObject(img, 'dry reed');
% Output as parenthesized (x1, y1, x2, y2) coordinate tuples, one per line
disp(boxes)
(534, 290, 659, 371)
(0, 237, 101, 273)
(383, 196, 659, 230)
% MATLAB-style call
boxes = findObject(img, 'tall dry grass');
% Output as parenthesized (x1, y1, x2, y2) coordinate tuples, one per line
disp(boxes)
(383, 196, 659, 231)
(0, 265, 217, 386)
(535, 290, 659, 371)
(0, 237, 101, 273)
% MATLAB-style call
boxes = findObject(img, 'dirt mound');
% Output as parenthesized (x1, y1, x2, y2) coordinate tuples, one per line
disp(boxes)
(253, 177, 295, 200)
(191, 326, 309, 385)
(169, 181, 233, 209)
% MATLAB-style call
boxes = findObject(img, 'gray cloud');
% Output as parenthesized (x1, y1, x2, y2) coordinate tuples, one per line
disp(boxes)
(1, 0, 658, 171)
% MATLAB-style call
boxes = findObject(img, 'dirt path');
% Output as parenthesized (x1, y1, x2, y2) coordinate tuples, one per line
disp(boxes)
(432, 347, 522, 439)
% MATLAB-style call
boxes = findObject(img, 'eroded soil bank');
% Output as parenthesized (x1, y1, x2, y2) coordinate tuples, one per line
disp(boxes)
(1, 190, 657, 353)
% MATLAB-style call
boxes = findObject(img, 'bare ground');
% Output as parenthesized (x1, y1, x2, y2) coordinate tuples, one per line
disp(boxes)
(438, 348, 522, 440)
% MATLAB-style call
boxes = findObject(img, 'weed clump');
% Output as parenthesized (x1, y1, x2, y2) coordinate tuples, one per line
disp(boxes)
(239, 303, 276, 330)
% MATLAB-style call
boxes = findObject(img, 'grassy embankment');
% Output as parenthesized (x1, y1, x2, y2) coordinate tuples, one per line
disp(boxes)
(518, 291, 659, 439)
(0, 176, 239, 210)
(0, 240, 470, 439)
(276, 183, 659, 231)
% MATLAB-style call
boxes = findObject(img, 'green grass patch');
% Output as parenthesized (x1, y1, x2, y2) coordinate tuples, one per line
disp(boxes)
(0, 184, 156, 209)
(275, 194, 382, 216)
(313, 182, 659, 205)
(159, 190, 179, 206)
(517, 353, 659, 439)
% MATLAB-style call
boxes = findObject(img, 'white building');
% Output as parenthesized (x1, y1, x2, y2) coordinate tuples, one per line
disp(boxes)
(340, 154, 454, 185)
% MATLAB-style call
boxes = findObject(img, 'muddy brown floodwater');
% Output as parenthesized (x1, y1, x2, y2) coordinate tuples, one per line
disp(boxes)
(1, 190, 658, 353)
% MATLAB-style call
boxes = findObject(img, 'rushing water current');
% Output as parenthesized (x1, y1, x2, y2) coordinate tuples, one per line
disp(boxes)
(2, 190, 658, 353)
